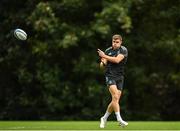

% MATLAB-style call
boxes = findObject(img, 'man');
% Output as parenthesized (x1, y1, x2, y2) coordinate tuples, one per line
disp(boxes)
(97, 34, 128, 128)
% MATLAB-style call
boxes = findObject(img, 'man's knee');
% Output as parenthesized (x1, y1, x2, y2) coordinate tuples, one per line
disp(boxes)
(112, 93, 119, 102)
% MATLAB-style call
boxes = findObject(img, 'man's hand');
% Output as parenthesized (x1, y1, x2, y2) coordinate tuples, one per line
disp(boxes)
(97, 49, 106, 58)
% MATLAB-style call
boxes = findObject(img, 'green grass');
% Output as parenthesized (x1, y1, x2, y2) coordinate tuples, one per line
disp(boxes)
(0, 121, 180, 130)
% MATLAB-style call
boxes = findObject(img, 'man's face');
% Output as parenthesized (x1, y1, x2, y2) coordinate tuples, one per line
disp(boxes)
(112, 39, 122, 49)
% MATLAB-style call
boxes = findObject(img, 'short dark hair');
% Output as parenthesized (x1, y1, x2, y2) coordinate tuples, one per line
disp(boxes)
(112, 34, 122, 41)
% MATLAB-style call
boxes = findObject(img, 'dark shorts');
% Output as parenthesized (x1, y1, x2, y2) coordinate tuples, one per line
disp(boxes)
(105, 76, 124, 90)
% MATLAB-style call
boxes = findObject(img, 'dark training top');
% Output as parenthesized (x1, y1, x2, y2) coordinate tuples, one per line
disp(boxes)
(104, 46, 128, 80)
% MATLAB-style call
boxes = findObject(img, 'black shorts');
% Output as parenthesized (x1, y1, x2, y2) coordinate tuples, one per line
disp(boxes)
(105, 76, 124, 90)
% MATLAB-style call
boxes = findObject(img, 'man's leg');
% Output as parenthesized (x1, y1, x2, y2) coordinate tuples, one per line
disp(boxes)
(102, 102, 113, 120)
(109, 85, 120, 112)
(100, 85, 128, 128)
(100, 85, 121, 128)
(100, 88, 114, 128)
(109, 85, 128, 127)
(100, 105, 111, 128)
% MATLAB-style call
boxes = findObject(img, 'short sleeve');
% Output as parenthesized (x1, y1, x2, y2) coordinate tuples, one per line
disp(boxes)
(118, 46, 128, 57)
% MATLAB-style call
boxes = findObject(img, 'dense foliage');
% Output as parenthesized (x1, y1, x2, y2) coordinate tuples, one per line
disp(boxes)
(0, 0, 179, 120)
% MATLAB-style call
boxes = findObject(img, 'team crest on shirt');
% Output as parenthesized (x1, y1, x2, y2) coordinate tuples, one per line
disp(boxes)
(109, 80, 112, 84)
(108, 52, 112, 55)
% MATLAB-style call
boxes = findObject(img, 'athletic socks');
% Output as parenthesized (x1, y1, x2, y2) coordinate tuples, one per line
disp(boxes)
(101, 111, 128, 128)
(102, 111, 111, 121)
(103, 111, 123, 122)
(115, 112, 123, 122)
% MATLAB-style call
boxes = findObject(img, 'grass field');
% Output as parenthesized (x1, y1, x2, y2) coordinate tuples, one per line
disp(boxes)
(0, 121, 180, 130)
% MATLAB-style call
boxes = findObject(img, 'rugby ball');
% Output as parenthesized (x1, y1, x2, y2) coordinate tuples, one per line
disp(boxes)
(14, 29, 27, 40)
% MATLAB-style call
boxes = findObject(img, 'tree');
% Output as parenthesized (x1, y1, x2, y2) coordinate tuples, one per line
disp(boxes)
(0, 0, 179, 120)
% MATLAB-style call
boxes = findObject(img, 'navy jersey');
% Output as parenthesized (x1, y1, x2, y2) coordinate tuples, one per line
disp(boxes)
(104, 46, 128, 80)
